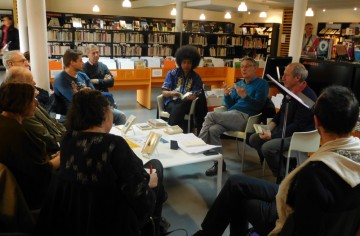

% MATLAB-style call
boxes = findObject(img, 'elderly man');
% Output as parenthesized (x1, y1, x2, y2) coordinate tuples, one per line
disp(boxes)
(302, 23, 318, 55)
(54, 49, 126, 125)
(249, 63, 317, 178)
(4, 67, 66, 155)
(199, 57, 269, 176)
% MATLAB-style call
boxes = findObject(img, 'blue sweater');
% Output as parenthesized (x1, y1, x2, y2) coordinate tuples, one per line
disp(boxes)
(54, 71, 95, 111)
(224, 76, 269, 116)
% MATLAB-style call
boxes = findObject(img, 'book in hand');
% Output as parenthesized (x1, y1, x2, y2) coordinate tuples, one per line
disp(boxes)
(164, 125, 183, 135)
(141, 131, 162, 158)
(253, 124, 271, 135)
(135, 123, 153, 131)
(181, 138, 207, 147)
(148, 119, 167, 128)
(122, 115, 137, 135)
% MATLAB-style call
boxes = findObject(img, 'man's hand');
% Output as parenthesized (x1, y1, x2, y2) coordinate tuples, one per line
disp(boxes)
(171, 90, 181, 98)
(259, 128, 272, 140)
(185, 92, 196, 100)
(90, 79, 99, 84)
(223, 82, 233, 96)
(80, 87, 92, 91)
(104, 74, 112, 80)
(235, 84, 247, 98)
(148, 173, 158, 188)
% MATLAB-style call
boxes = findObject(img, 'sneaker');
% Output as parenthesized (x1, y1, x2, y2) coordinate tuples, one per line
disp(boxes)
(192, 230, 207, 236)
(205, 161, 226, 176)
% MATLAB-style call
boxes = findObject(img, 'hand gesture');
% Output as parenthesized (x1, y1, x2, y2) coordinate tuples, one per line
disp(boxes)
(259, 128, 272, 140)
(148, 173, 158, 188)
(104, 74, 111, 80)
(186, 92, 196, 100)
(223, 82, 233, 96)
(235, 84, 247, 98)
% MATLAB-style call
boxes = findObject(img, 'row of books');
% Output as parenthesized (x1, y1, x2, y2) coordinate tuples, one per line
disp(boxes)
(217, 36, 230, 45)
(319, 28, 341, 34)
(148, 46, 173, 57)
(232, 37, 243, 46)
(113, 45, 143, 57)
(148, 34, 175, 44)
(74, 31, 111, 43)
(188, 35, 208, 46)
(243, 37, 267, 49)
(47, 45, 70, 56)
(113, 33, 145, 44)
(47, 30, 73, 42)
(77, 45, 111, 56)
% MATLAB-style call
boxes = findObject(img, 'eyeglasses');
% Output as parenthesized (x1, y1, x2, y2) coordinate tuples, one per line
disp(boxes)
(241, 65, 255, 69)
(12, 59, 28, 64)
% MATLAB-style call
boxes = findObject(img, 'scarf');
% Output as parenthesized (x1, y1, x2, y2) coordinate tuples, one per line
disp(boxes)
(268, 136, 360, 236)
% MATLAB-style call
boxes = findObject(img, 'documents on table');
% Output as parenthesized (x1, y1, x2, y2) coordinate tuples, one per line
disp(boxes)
(168, 133, 220, 154)
(124, 138, 141, 149)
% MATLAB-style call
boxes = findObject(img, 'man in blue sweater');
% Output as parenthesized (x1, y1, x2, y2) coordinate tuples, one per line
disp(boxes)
(249, 63, 317, 178)
(199, 57, 269, 176)
(54, 49, 126, 125)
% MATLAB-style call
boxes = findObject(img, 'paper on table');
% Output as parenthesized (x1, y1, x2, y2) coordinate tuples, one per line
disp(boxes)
(124, 139, 141, 149)
(168, 133, 220, 154)
(127, 135, 148, 146)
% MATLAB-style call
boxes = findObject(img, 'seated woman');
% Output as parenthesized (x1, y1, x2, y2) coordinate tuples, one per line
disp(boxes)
(192, 85, 360, 236)
(0, 82, 60, 210)
(34, 90, 167, 236)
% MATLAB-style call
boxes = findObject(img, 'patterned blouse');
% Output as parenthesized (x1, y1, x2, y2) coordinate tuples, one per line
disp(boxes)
(162, 68, 203, 106)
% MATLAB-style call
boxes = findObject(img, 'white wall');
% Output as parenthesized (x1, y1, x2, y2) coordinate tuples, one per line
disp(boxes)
(0, 0, 13, 9)
(241, 9, 283, 24)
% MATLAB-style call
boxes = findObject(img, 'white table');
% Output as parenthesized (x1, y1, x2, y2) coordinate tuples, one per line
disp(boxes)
(110, 126, 223, 195)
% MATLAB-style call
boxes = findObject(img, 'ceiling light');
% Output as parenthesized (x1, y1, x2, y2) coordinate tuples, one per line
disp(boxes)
(305, 8, 314, 17)
(93, 5, 99, 12)
(200, 14, 206, 20)
(238, 2, 247, 12)
(171, 8, 176, 16)
(122, 0, 131, 7)
(225, 13, 231, 19)
(323, 9, 325, 12)
(248, 11, 251, 14)
(259, 12, 267, 17)
(355, 7, 358, 10)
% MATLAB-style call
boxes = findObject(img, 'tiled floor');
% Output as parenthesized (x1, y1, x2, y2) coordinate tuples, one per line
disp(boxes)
(0, 71, 277, 235)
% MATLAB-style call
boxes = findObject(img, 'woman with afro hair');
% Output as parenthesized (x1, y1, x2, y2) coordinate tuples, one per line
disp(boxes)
(161, 45, 204, 132)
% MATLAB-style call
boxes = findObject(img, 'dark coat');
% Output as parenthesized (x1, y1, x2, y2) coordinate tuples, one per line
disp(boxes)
(1, 25, 20, 51)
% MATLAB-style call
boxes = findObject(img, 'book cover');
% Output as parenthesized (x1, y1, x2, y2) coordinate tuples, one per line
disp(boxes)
(122, 115, 137, 135)
(141, 131, 162, 158)
(164, 125, 183, 135)
(253, 124, 271, 134)
(135, 123, 152, 130)
(148, 119, 167, 127)
(317, 38, 330, 58)
(120, 21, 126, 29)
(192, 22, 200, 33)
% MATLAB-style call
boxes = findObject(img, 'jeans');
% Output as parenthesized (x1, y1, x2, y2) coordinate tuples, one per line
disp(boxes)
(198, 110, 249, 154)
(112, 108, 126, 125)
(201, 175, 278, 236)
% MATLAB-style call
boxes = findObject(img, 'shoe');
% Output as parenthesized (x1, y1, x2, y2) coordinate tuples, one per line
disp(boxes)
(205, 161, 226, 176)
(192, 230, 207, 236)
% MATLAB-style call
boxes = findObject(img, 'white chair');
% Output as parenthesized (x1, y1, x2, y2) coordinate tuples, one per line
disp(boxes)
(284, 130, 321, 176)
(157, 94, 198, 133)
(214, 106, 265, 174)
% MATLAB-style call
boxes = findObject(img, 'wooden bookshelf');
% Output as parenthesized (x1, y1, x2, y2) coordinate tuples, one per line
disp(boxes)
(279, 10, 293, 57)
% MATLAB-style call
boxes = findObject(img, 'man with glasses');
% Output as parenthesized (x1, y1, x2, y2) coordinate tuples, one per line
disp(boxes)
(199, 57, 269, 176)
(1, 15, 20, 51)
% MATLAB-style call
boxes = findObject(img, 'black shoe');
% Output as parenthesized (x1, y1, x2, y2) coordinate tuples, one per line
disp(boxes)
(205, 161, 226, 176)
(192, 230, 207, 236)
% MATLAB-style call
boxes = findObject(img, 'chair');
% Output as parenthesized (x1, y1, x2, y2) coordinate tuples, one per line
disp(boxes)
(157, 94, 198, 133)
(284, 130, 321, 176)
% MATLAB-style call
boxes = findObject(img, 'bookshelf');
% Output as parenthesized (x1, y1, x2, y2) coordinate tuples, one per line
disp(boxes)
(182, 33, 268, 59)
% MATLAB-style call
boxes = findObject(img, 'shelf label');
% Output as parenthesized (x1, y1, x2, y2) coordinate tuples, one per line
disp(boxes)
(152, 69, 163, 77)
(50, 70, 62, 79)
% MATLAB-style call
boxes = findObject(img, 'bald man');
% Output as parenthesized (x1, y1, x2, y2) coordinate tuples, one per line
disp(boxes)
(249, 63, 318, 178)
(4, 67, 66, 155)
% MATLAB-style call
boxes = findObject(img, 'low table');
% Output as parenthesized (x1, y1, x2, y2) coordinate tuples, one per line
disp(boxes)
(110, 126, 223, 195)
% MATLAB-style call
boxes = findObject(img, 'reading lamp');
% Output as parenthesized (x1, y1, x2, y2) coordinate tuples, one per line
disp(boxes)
(122, 0, 131, 7)
(238, 2, 247, 12)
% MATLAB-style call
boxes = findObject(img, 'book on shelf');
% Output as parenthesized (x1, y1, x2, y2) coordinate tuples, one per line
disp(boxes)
(192, 22, 200, 33)
(242, 27, 248, 35)
(133, 21, 141, 31)
(319, 28, 327, 34)
(126, 24, 133, 30)
(134, 60, 146, 69)
(141, 22, 149, 31)
(135, 123, 153, 130)
(71, 18, 82, 28)
(317, 38, 334, 60)
(48, 17, 60, 27)
(204, 23, 211, 33)
(164, 125, 183, 135)
(148, 119, 167, 127)
(141, 131, 162, 158)
(122, 115, 137, 135)
(234, 61, 241, 69)
(253, 124, 271, 134)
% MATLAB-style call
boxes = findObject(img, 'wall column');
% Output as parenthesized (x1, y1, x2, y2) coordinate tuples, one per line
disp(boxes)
(175, 1, 183, 45)
(288, 0, 308, 62)
(17, 0, 29, 52)
(26, 0, 50, 91)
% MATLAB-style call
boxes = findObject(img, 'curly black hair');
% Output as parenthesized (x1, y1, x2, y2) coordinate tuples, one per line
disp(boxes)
(65, 90, 110, 131)
(175, 45, 201, 69)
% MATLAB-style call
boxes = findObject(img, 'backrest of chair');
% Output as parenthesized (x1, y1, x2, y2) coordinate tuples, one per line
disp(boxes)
(189, 97, 199, 115)
(288, 130, 321, 153)
(157, 95, 165, 114)
(245, 113, 262, 133)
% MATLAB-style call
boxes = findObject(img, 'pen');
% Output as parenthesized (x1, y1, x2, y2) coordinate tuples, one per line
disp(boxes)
(150, 165, 152, 174)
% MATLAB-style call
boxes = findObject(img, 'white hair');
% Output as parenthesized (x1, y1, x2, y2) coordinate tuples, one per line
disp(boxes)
(86, 44, 99, 54)
(3, 51, 22, 70)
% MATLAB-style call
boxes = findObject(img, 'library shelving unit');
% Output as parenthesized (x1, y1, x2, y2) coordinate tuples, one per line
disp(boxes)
(240, 23, 280, 57)
(182, 33, 268, 59)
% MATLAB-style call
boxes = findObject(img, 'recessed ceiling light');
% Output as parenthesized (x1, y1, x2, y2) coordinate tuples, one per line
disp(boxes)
(248, 11, 251, 14)
(171, 8, 176, 15)
(355, 7, 358, 10)
(225, 13, 231, 19)
(305, 8, 314, 17)
(93, 5, 99, 12)
(200, 14, 205, 20)
(323, 9, 325, 12)
(238, 2, 247, 12)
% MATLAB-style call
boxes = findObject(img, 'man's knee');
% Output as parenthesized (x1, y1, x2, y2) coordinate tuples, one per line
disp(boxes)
(209, 124, 224, 137)
(261, 140, 279, 157)
(249, 133, 261, 148)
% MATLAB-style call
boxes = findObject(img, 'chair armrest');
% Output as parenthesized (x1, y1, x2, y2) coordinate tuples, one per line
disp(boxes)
(214, 106, 228, 113)
(189, 97, 199, 115)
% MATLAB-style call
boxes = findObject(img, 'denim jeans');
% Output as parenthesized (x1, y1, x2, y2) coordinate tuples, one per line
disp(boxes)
(112, 108, 126, 125)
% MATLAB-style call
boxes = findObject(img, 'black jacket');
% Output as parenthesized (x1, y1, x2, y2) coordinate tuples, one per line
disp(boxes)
(1, 25, 20, 51)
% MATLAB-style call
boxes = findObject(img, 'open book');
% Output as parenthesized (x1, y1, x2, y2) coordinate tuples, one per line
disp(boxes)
(164, 125, 183, 135)
(253, 124, 271, 134)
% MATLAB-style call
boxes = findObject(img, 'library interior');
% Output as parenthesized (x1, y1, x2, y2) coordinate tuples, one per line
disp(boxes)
(1, 0, 360, 235)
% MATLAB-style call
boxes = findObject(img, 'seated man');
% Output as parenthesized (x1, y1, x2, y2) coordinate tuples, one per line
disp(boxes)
(193, 85, 360, 236)
(3, 50, 49, 107)
(199, 57, 269, 176)
(54, 49, 126, 125)
(4, 66, 66, 155)
(249, 63, 317, 178)
(161, 45, 203, 132)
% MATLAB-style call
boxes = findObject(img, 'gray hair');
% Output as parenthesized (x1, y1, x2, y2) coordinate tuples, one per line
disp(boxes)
(4, 66, 29, 83)
(3, 51, 22, 70)
(305, 23, 313, 28)
(291, 64, 308, 82)
(242, 57, 259, 67)
(86, 44, 99, 54)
